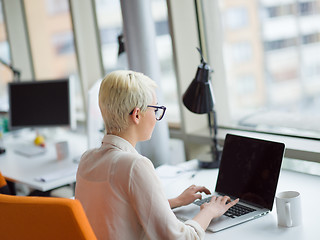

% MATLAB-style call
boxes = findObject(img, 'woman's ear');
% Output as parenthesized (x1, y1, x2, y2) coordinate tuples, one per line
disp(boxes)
(130, 107, 141, 124)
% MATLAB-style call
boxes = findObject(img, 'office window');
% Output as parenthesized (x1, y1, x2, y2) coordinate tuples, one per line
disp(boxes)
(299, 1, 318, 16)
(303, 61, 320, 80)
(94, 0, 123, 72)
(236, 75, 256, 95)
(203, 0, 320, 137)
(264, 37, 298, 51)
(231, 41, 253, 63)
(52, 31, 75, 55)
(151, 0, 180, 124)
(265, 4, 295, 18)
(24, 0, 78, 80)
(224, 7, 249, 29)
(302, 32, 320, 45)
(23, 0, 83, 119)
(0, 0, 12, 112)
(95, 0, 180, 124)
(45, 0, 69, 15)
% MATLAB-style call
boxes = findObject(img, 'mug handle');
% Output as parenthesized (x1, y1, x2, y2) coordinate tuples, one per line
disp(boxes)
(285, 202, 292, 227)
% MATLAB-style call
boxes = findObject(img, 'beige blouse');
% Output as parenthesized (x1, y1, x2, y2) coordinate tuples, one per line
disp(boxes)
(75, 134, 205, 240)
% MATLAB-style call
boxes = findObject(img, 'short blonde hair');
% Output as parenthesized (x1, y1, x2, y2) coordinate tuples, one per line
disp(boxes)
(99, 70, 157, 133)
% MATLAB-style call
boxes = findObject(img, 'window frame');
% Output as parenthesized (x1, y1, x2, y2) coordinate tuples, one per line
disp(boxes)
(167, 0, 320, 165)
(3, 0, 320, 167)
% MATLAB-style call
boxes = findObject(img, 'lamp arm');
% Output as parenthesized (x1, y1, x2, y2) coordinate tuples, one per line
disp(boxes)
(0, 58, 21, 81)
(208, 109, 219, 159)
(196, 47, 205, 64)
(212, 109, 218, 137)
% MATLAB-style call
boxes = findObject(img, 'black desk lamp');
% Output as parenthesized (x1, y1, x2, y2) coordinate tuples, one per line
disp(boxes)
(182, 48, 221, 168)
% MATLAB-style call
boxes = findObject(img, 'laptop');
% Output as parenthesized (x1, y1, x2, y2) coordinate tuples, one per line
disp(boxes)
(174, 134, 285, 232)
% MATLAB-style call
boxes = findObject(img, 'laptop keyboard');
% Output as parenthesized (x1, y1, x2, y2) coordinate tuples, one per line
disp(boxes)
(194, 197, 256, 218)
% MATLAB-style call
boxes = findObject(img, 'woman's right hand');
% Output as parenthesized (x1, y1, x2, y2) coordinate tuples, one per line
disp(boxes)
(200, 196, 239, 219)
(193, 195, 239, 230)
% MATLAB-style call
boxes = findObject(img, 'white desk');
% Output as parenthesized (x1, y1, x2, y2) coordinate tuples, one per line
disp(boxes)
(157, 160, 320, 240)
(0, 129, 87, 192)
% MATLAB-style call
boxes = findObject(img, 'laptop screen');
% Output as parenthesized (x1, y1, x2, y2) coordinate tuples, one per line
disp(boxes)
(215, 134, 285, 210)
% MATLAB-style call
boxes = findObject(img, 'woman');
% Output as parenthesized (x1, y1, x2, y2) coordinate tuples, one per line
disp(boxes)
(75, 70, 238, 239)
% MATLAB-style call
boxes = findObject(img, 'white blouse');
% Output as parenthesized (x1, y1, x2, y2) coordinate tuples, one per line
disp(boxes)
(75, 134, 205, 240)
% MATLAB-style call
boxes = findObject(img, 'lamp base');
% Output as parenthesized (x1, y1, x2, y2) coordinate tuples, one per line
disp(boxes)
(197, 150, 221, 169)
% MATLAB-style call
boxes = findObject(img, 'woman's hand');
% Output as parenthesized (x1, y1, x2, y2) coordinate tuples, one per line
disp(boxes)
(193, 195, 239, 230)
(169, 185, 211, 209)
(200, 196, 239, 219)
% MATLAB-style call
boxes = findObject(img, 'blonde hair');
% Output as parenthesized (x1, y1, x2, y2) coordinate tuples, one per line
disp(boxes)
(99, 70, 157, 133)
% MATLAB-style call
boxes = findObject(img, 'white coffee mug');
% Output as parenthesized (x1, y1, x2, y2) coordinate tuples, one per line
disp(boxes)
(55, 141, 69, 160)
(276, 191, 302, 227)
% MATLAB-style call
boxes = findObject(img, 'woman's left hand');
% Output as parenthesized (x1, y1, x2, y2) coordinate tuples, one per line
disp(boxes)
(169, 185, 211, 209)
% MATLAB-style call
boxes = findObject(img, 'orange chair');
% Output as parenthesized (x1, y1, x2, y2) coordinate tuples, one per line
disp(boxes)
(0, 194, 97, 240)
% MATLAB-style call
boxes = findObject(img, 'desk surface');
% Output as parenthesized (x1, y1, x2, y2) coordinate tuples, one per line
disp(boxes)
(157, 160, 320, 240)
(0, 129, 87, 192)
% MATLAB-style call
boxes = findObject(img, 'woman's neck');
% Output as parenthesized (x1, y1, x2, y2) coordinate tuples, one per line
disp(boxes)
(108, 131, 137, 148)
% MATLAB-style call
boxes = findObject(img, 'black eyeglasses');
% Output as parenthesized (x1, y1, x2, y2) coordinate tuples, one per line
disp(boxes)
(147, 105, 166, 121)
(129, 105, 166, 121)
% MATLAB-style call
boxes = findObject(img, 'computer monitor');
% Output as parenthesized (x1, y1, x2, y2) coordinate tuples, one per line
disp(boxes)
(8, 78, 76, 130)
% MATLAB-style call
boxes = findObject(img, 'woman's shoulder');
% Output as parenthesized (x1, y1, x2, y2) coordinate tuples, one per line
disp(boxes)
(116, 151, 152, 169)
(79, 144, 154, 174)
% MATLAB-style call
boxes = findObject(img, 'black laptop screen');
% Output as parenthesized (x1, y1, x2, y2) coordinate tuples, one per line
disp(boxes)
(215, 134, 285, 210)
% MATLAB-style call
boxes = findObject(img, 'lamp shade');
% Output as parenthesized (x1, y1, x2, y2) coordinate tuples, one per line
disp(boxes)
(183, 62, 215, 114)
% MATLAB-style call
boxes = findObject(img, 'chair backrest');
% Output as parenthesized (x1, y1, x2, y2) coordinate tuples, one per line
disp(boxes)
(0, 171, 10, 194)
(0, 194, 97, 240)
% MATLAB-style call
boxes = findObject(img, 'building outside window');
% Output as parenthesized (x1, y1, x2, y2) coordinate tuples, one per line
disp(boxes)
(45, 0, 69, 15)
(24, 0, 78, 80)
(225, 7, 249, 29)
(204, 0, 320, 138)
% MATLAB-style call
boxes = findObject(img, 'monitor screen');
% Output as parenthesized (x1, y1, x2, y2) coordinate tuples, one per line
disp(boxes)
(8, 79, 74, 130)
